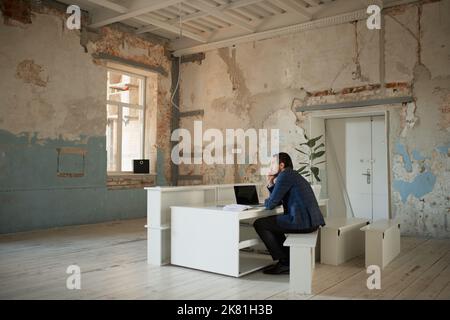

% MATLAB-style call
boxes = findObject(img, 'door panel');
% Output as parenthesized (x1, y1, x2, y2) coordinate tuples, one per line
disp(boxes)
(345, 118, 372, 220)
(325, 119, 348, 218)
(326, 116, 388, 221)
(371, 116, 389, 220)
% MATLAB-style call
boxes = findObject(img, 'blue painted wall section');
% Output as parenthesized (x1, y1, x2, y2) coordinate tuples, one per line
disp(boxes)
(393, 171, 437, 203)
(412, 150, 426, 161)
(156, 147, 167, 186)
(0, 130, 147, 234)
(393, 142, 438, 203)
(395, 142, 413, 172)
(436, 143, 450, 155)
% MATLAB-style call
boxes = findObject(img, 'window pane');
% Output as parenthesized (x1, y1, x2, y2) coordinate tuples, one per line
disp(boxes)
(106, 104, 119, 171)
(107, 71, 143, 106)
(121, 106, 144, 171)
(106, 70, 145, 173)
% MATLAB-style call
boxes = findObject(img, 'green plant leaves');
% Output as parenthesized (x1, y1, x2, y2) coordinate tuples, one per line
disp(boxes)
(311, 151, 325, 160)
(306, 135, 323, 148)
(314, 160, 326, 166)
(294, 148, 309, 156)
(297, 165, 308, 174)
(311, 167, 321, 182)
(314, 143, 325, 151)
(296, 134, 325, 183)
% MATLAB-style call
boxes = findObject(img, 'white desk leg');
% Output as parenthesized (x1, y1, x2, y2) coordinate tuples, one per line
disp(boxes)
(311, 247, 315, 270)
(290, 247, 312, 294)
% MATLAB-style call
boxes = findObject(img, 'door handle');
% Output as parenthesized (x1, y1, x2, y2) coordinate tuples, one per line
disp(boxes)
(362, 169, 371, 184)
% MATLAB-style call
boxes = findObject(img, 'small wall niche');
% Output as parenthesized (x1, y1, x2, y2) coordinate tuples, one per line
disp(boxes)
(56, 147, 87, 178)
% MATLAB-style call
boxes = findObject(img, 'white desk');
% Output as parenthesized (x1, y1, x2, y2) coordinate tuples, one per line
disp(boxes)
(145, 184, 328, 267)
(145, 184, 266, 265)
(171, 205, 284, 277)
(170, 199, 329, 277)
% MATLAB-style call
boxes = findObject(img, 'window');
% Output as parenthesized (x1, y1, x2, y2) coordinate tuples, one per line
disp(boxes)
(106, 69, 146, 172)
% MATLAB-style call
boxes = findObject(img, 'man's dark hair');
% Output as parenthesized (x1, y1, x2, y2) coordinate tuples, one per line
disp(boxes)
(275, 152, 293, 169)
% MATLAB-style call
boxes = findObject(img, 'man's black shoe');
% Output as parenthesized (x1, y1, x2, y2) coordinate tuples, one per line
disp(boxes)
(263, 262, 289, 274)
(262, 263, 277, 271)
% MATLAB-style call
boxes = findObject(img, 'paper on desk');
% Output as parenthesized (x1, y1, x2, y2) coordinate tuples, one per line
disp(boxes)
(222, 204, 252, 212)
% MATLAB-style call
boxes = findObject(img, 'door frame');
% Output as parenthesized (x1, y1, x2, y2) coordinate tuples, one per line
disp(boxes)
(306, 106, 392, 220)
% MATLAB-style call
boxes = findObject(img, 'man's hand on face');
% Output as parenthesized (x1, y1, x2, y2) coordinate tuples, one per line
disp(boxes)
(267, 174, 276, 187)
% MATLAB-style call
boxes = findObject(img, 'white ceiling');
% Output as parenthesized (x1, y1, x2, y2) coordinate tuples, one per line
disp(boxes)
(56, 0, 416, 55)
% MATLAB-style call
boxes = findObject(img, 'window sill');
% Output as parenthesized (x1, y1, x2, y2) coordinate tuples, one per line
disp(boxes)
(107, 173, 156, 190)
(107, 172, 157, 177)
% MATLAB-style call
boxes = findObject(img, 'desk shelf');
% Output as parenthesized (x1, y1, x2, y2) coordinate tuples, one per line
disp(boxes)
(238, 238, 262, 250)
(239, 252, 272, 277)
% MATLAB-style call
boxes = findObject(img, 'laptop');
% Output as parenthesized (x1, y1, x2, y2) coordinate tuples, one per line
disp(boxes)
(233, 185, 265, 208)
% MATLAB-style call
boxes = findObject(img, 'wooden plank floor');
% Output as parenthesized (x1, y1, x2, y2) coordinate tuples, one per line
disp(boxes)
(0, 218, 449, 300)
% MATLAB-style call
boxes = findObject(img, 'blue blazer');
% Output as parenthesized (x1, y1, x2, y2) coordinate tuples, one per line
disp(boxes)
(264, 168, 326, 230)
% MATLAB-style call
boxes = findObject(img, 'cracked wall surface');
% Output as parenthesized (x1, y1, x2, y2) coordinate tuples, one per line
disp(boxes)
(0, 0, 173, 233)
(179, 0, 450, 238)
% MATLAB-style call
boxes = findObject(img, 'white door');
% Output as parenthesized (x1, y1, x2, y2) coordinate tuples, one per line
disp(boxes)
(370, 117, 389, 221)
(326, 116, 388, 221)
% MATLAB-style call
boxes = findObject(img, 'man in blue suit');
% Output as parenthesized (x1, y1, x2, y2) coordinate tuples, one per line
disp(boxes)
(254, 152, 325, 274)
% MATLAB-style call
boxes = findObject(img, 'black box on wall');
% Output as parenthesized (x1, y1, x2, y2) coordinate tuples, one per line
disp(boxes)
(133, 159, 150, 174)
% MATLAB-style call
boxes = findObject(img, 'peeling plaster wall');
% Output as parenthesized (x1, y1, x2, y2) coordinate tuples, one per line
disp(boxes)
(179, 0, 450, 238)
(0, 1, 173, 233)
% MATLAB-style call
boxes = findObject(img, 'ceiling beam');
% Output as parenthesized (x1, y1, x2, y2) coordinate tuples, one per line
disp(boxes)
(302, 0, 321, 7)
(258, 2, 284, 15)
(87, 0, 207, 43)
(89, 0, 181, 28)
(136, 0, 265, 35)
(87, 0, 127, 13)
(136, 10, 206, 34)
(173, 8, 367, 56)
(137, 16, 207, 43)
(186, 0, 256, 32)
(227, 0, 266, 10)
(271, 0, 312, 20)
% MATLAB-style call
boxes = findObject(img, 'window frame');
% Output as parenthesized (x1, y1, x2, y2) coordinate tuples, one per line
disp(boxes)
(106, 67, 147, 174)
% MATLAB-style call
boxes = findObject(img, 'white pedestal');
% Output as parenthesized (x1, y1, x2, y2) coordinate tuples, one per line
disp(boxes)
(284, 231, 318, 295)
(320, 217, 370, 266)
(361, 219, 401, 269)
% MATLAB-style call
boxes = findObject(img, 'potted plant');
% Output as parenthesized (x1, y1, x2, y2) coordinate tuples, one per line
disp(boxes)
(295, 133, 326, 200)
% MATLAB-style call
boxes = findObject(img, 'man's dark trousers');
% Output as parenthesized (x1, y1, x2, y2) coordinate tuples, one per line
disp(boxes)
(254, 216, 318, 263)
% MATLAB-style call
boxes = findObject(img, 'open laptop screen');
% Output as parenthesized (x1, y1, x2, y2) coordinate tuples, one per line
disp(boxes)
(234, 185, 259, 205)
